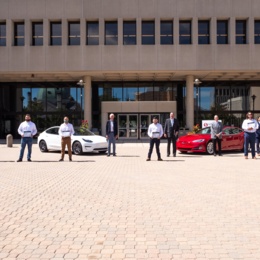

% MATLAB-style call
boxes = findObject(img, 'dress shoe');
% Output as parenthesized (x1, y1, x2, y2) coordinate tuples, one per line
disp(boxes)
(107, 155, 110, 157)
(69, 158, 72, 161)
(167, 154, 170, 157)
(113, 154, 116, 156)
(27, 159, 32, 162)
(173, 154, 176, 157)
(214, 154, 217, 156)
(146, 158, 150, 161)
(158, 158, 163, 161)
(245, 156, 248, 159)
(59, 159, 64, 161)
(253, 157, 257, 159)
(219, 154, 222, 156)
(17, 159, 22, 162)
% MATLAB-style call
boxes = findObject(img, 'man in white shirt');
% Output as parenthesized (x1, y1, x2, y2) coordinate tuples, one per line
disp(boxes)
(58, 116, 75, 161)
(242, 112, 259, 159)
(17, 114, 37, 162)
(147, 116, 163, 161)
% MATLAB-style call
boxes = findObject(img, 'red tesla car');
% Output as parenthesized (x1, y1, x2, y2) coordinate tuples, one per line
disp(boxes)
(176, 126, 244, 155)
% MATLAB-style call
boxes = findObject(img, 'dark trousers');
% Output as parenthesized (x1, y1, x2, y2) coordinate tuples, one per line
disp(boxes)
(167, 135, 177, 155)
(244, 132, 256, 157)
(256, 135, 260, 154)
(148, 138, 161, 159)
(213, 137, 222, 155)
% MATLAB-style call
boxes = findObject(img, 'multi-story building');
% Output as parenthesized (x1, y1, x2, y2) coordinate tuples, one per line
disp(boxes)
(0, 0, 260, 139)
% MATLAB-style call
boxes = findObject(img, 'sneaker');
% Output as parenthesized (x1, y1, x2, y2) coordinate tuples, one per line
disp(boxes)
(17, 159, 22, 162)
(59, 159, 64, 161)
(146, 158, 150, 161)
(158, 158, 163, 161)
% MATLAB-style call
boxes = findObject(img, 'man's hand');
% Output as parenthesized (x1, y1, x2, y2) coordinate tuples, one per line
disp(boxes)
(106, 135, 108, 140)
(164, 134, 167, 138)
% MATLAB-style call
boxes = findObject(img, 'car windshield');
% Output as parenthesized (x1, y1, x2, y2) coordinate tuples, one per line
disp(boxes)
(74, 127, 95, 136)
(196, 127, 211, 134)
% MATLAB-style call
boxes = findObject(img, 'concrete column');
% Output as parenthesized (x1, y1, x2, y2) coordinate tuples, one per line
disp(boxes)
(99, 18, 104, 45)
(211, 17, 216, 46)
(6, 19, 12, 46)
(84, 76, 92, 129)
(43, 18, 49, 46)
(80, 18, 86, 46)
(186, 75, 194, 130)
(174, 18, 179, 45)
(62, 18, 67, 46)
(230, 17, 235, 45)
(155, 17, 160, 45)
(25, 19, 30, 46)
(248, 17, 254, 45)
(192, 17, 198, 45)
(118, 18, 123, 45)
(137, 18, 141, 45)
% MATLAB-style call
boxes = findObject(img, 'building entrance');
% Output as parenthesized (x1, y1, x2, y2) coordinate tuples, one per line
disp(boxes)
(117, 114, 160, 140)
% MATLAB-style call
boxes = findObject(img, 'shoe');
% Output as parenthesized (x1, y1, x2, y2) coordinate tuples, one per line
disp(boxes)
(219, 154, 222, 156)
(27, 159, 32, 162)
(146, 158, 150, 161)
(107, 155, 110, 157)
(253, 157, 257, 159)
(173, 154, 176, 157)
(17, 159, 22, 162)
(113, 154, 116, 156)
(167, 154, 170, 157)
(59, 159, 64, 161)
(69, 158, 72, 161)
(214, 154, 217, 156)
(158, 158, 163, 161)
(245, 156, 248, 159)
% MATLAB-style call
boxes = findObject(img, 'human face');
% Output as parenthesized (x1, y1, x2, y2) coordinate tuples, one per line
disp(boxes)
(110, 115, 114, 120)
(25, 115, 31, 122)
(153, 118, 158, 124)
(214, 116, 218, 121)
(248, 113, 253, 119)
(170, 113, 174, 119)
(64, 117, 69, 123)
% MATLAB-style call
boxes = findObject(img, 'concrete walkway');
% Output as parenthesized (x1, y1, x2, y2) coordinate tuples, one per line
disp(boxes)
(0, 142, 259, 260)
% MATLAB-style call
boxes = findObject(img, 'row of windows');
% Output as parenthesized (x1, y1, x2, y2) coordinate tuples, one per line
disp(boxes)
(1, 19, 260, 46)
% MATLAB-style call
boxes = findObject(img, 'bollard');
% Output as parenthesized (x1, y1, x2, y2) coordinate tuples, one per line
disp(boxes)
(6, 134, 13, 148)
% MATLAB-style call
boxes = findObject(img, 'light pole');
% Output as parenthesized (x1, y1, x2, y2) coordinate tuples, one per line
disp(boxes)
(77, 79, 85, 121)
(194, 78, 202, 125)
(251, 94, 256, 113)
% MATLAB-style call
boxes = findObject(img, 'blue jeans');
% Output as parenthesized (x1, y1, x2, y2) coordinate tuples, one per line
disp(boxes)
(244, 132, 256, 157)
(107, 133, 116, 155)
(19, 137, 33, 160)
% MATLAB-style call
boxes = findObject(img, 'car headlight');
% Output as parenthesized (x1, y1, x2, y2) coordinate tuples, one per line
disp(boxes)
(192, 139, 205, 143)
(82, 138, 93, 143)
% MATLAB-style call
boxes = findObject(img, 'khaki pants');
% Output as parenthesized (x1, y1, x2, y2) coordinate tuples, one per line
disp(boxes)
(61, 137, 72, 159)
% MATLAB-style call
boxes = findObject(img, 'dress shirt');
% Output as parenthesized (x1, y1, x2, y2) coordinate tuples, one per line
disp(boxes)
(59, 123, 75, 137)
(171, 119, 174, 126)
(147, 123, 163, 138)
(18, 121, 37, 137)
(110, 121, 114, 132)
(242, 119, 259, 133)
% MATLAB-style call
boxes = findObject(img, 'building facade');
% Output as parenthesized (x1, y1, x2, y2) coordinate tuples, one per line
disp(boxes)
(0, 0, 260, 139)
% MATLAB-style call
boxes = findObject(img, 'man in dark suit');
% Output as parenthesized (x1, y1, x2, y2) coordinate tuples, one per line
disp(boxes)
(164, 112, 180, 157)
(106, 113, 118, 156)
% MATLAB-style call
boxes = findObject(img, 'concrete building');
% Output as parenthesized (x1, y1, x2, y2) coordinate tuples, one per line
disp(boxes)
(0, 0, 260, 139)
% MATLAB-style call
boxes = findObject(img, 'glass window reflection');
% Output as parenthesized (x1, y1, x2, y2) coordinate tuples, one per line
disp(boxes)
(14, 22, 25, 46)
(179, 21, 191, 44)
(32, 22, 43, 46)
(142, 21, 155, 45)
(138, 83, 153, 101)
(160, 21, 173, 45)
(50, 22, 62, 45)
(123, 21, 136, 45)
(123, 83, 138, 101)
(198, 20, 210, 44)
(217, 20, 228, 44)
(102, 83, 122, 101)
(236, 20, 247, 44)
(255, 20, 260, 44)
(105, 21, 118, 45)
(68, 21, 80, 45)
(87, 21, 99, 45)
(0, 22, 6, 46)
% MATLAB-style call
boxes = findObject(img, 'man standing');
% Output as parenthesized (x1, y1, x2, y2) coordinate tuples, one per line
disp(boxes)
(164, 112, 180, 157)
(106, 113, 118, 156)
(256, 116, 260, 156)
(17, 114, 37, 162)
(147, 116, 164, 161)
(58, 116, 75, 161)
(242, 112, 258, 159)
(211, 115, 223, 156)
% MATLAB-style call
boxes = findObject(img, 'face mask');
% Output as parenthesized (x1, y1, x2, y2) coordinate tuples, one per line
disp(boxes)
(64, 120, 68, 123)
(25, 119, 30, 122)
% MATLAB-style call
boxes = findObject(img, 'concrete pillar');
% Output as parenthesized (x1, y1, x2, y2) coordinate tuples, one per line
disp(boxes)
(186, 75, 194, 130)
(84, 76, 92, 129)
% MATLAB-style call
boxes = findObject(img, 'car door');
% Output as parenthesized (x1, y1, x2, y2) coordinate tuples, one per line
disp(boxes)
(45, 127, 61, 150)
(222, 127, 234, 150)
(231, 127, 243, 149)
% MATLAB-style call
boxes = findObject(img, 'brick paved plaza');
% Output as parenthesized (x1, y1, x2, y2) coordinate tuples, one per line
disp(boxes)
(0, 141, 260, 260)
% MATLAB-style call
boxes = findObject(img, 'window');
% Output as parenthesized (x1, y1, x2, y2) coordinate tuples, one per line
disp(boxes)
(68, 21, 80, 45)
(198, 20, 210, 44)
(160, 21, 173, 45)
(32, 22, 43, 46)
(217, 20, 228, 44)
(50, 22, 62, 46)
(86, 21, 99, 45)
(14, 22, 25, 46)
(105, 21, 118, 45)
(123, 21, 136, 45)
(236, 20, 247, 44)
(179, 21, 191, 44)
(142, 21, 155, 45)
(255, 20, 260, 44)
(0, 22, 6, 46)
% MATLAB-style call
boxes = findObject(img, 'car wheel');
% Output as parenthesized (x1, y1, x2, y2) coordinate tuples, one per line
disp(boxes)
(39, 140, 48, 152)
(206, 141, 214, 155)
(72, 141, 83, 155)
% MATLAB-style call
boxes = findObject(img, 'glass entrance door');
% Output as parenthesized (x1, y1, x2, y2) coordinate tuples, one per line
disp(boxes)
(118, 114, 138, 138)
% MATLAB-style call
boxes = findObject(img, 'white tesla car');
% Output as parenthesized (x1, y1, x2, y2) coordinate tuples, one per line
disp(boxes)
(37, 126, 107, 155)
